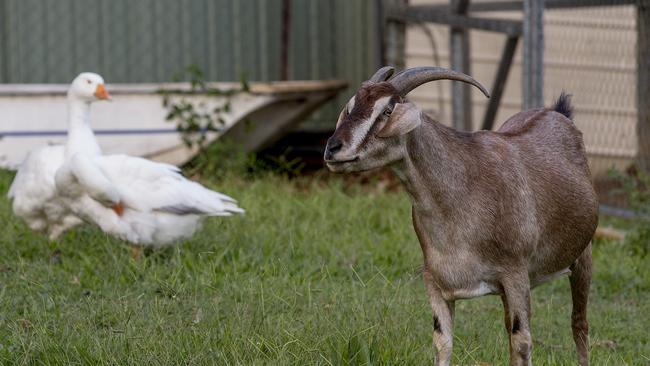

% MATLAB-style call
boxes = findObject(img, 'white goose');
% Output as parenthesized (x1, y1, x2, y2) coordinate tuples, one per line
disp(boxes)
(11, 72, 243, 255)
(51, 73, 244, 254)
(6, 73, 110, 239)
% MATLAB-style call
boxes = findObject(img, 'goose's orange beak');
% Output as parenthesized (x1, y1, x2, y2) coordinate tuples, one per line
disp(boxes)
(94, 84, 111, 100)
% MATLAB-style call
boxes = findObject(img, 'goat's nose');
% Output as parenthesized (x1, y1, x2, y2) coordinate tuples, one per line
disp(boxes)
(327, 138, 343, 153)
(324, 138, 343, 160)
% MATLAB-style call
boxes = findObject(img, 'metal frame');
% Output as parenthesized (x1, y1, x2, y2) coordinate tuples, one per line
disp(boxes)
(639, 0, 650, 171)
(382, 0, 644, 143)
(482, 36, 518, 130)
(450, 0, 472, 131)
(409, 0, 635, 13)
(389, 8, 522, 35)
(522, 0, 544, 109)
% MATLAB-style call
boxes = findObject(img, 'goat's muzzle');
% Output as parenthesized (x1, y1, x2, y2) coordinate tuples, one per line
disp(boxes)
(324, 137, 358, 166)
(324, 137, 343, 161)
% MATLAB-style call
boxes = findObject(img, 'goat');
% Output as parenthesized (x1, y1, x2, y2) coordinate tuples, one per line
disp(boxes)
(324, 66, 598, 366)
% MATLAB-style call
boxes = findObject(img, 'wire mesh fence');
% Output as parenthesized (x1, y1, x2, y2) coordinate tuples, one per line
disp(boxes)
(402, 1, 646, 206)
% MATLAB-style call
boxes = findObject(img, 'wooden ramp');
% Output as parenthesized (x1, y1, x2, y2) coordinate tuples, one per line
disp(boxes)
(0, 80, 347, 169)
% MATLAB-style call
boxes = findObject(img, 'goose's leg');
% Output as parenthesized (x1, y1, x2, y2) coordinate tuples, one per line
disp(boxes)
(130, 245, 143, 261)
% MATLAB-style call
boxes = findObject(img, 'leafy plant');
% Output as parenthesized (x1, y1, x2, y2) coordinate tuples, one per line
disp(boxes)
(182, 139, 267, 180)
(158, 64, 305, 180)
(158, 64, 249, 150)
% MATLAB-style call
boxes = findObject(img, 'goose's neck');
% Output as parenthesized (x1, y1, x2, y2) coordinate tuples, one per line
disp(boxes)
(66, 98, 101, 158)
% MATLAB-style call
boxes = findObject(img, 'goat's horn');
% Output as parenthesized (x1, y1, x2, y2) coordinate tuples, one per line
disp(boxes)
(368, 66, 396, 83)
(389, 66, 490, 98)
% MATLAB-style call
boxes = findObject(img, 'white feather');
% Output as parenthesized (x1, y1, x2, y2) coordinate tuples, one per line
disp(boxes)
(8, 145, 82, 239)
(9, 72, 244, 248)
(56, 153, 244, 247)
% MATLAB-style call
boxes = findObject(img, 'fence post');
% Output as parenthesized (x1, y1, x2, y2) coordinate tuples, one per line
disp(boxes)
(522, 0, 544, 109)
(450, 0, 472, 131)
(482, 35, 519, 131)
(638, 0, 650, 171)
(384, 0, 406, 69)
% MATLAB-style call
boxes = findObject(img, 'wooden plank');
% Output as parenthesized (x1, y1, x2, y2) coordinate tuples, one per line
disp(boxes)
(638, 0, 650, 171)
(522, 0, 544, 109)
(482, 36, 518, 130)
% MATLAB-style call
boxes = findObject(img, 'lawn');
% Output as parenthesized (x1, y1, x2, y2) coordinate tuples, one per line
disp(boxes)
(0, 168, 648, 365)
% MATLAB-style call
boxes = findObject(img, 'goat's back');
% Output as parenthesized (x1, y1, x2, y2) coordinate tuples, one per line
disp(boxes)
(490, 102, 598, 275)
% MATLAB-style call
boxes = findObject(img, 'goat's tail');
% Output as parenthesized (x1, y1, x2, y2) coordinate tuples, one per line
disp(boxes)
(552, 92, 573, 121)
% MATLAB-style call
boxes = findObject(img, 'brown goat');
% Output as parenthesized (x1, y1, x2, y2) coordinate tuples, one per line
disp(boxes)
(324, 66, 598, 366)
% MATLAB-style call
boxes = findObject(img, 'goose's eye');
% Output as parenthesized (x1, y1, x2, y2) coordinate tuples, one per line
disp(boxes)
(86, 79, 92, 85)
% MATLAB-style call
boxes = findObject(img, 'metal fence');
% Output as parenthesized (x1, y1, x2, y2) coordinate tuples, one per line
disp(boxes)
(0, 0, 379, 131)
(1, 0, 648, 189)
(383, 0, 648, 208)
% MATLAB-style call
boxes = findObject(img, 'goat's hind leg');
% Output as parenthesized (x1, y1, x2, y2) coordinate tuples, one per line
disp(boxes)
(569, 243, 592, 366)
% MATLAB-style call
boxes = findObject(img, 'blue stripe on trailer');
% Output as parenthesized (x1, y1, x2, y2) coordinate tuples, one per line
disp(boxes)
(0, 128, 181, 137)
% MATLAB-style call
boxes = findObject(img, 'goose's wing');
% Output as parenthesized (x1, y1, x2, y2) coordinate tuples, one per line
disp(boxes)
(9, 146, 64, 200)
(96, 154, 243, 216)
(56, 153, 121, 206)
(9, 146, 65, 211)
(7, 146, 80, 237)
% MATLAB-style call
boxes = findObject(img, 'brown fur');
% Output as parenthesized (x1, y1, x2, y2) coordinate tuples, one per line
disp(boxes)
(333, 83, 399, 143)
(325, 83, 598, 366)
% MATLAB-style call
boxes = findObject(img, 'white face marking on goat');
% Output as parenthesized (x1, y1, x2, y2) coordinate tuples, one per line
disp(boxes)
(347, 97, 355, 114)
(336, 96, 356, 129)
(347, 96, 392, 152)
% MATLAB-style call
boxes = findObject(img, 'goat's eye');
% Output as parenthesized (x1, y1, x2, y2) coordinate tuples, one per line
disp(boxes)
(384, 107, 393, 117)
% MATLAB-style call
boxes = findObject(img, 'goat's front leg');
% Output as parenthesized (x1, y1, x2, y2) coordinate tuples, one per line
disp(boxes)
(501, 275, 533, 366)
(423, 271, 455, 366)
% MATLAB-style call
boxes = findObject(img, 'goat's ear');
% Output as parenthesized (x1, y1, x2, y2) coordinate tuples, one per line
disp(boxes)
(335, 108, 345, 128)
(377, 102, 421, 138)
(336, 96, 354, 128)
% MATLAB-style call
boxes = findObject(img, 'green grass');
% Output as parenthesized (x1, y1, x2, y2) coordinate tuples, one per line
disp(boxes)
(0, 169, 648, 365)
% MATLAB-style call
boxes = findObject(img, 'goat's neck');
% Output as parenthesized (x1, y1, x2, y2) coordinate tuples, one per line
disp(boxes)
(66, 98, 102, 159)
(393, 118, 472, 219)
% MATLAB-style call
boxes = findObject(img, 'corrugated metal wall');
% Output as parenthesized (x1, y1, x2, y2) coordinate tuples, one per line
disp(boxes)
(0, 0, 378, 131)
